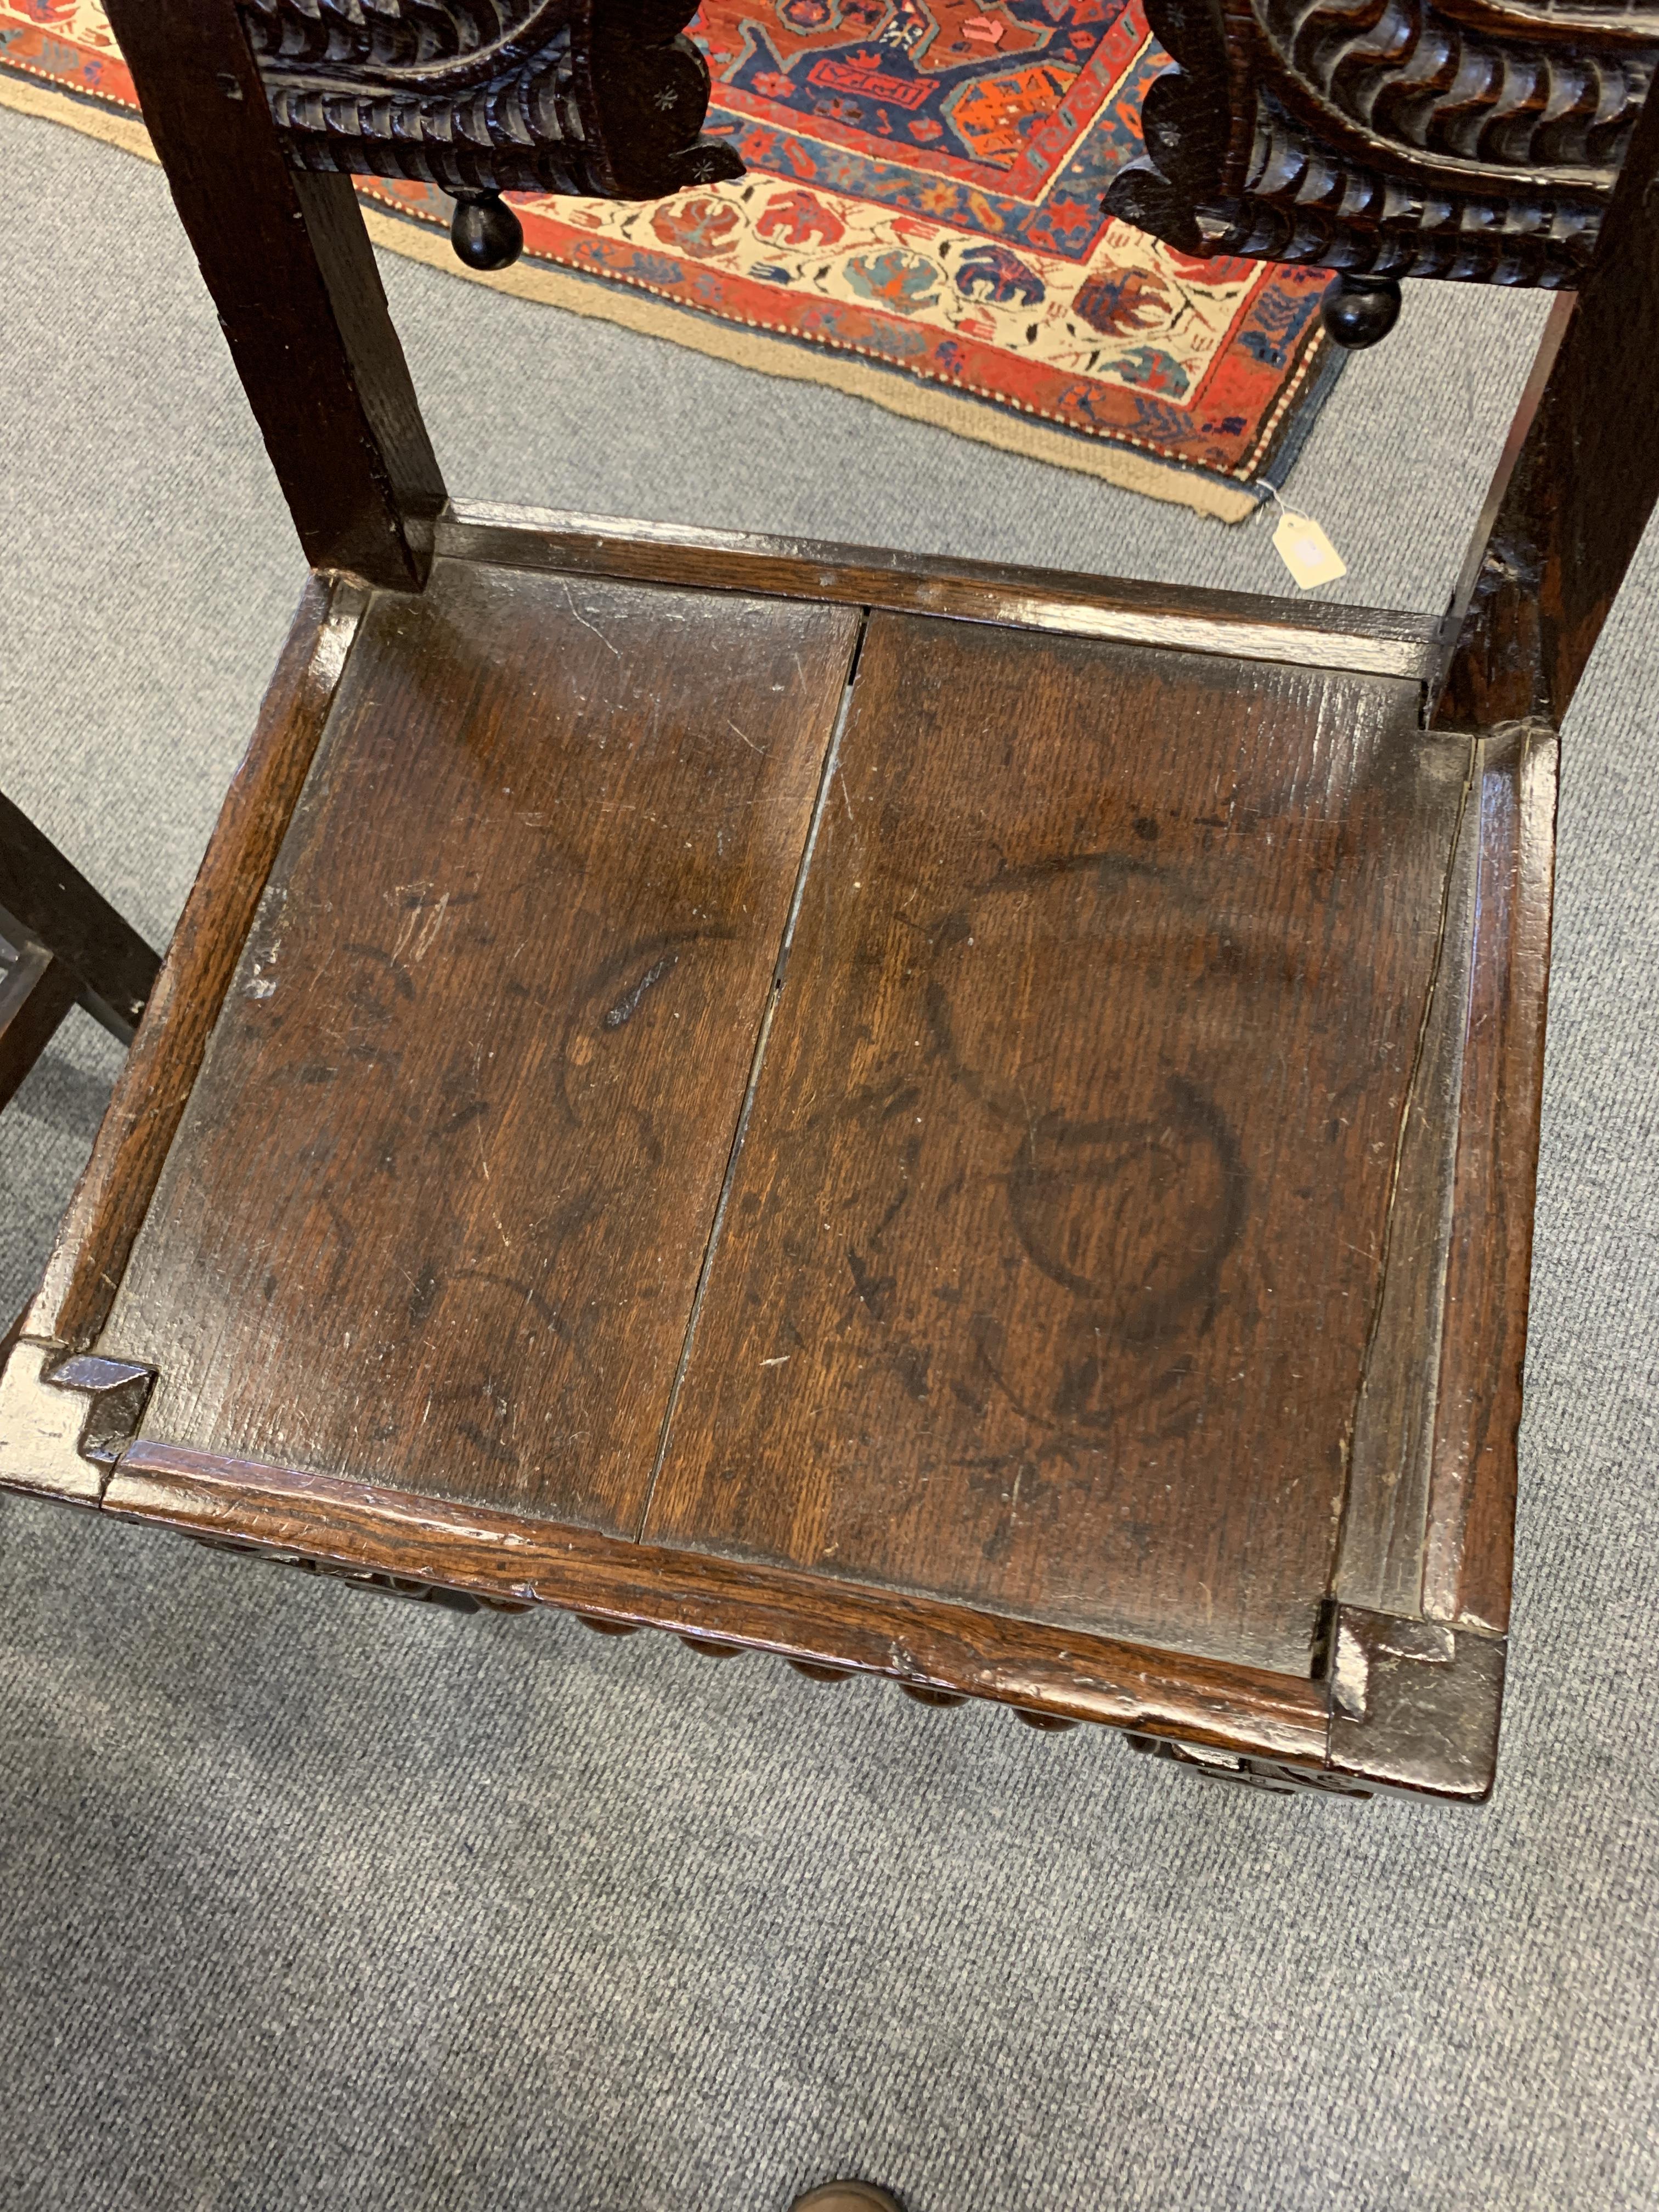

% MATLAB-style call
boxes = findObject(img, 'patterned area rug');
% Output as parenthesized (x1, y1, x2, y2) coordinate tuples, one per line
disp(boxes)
(0, 0, 1339, 517)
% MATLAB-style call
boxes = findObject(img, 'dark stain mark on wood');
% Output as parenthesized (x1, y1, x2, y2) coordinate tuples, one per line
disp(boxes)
(847, 1248, 895, 1323)
(435, 1097, 490, 1137)
(1003, 1077, 1244, 1340)
(341, 941, 416, 1012)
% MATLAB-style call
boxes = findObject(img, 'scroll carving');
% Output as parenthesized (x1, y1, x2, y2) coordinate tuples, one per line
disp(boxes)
(1107, 0, 1659, 287)
(1124, 1734, 1370, 1795)
(239, 0, 743, 204)
(187, 1529, 536, 1611)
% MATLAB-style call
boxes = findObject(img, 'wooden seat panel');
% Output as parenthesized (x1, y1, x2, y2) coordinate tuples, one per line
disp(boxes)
(102, 558, 860, 1533)
(100, 579, 1476, 1679)
(645, 613, 1472, 1675)
(4, 521, 1560, 1792)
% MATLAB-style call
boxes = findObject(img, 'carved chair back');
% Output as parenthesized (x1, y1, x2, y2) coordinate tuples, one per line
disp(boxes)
(191, 0, 1659, 363)
(103, 0, 1659, 736)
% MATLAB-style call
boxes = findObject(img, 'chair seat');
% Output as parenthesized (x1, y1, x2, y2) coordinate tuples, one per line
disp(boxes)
(0, 511, 1552, 1799)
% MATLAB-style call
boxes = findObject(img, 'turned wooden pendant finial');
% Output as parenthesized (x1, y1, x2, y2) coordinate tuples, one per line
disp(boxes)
(1321, 274, 1403, 349)
(450, 190, 524, 272)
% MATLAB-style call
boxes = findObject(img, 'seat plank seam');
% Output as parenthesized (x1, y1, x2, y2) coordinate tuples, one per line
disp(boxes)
(634, 606, 872, 1543)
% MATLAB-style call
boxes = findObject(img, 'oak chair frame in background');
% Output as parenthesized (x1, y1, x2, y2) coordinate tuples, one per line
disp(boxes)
(4, 0, 1658, 1803)
(0, 799, 159, 1118)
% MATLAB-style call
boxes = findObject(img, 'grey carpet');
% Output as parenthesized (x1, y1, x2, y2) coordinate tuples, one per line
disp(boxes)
(1, 102, 1655, 2212)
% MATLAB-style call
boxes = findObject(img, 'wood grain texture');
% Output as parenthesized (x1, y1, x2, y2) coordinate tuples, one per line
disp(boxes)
(101, 1440, 1331, 1761)
(102, 0, 444, 588)
(1328, 1607, 1505, 1802)
(1335, 744, 1481, 1615)
(435, 504, 1443, 681)
(0, 475, 1567, 1794)
(1421, 725, 1558, 1633)
(0, 936, 78, 1115)
(103, 561, 858, 1534)
(644, 613, 1470, 1674)
(1435, 76, 1659, 729)
(24, 574, 369, 1351)
(0, 802, 160, 1041)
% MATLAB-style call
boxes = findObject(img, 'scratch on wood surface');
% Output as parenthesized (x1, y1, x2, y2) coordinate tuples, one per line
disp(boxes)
(388, 883, 437, 964)
(561, 580, 621, 658)
(605, 953, 679, 1030)
(471, 1120, 512, 1254)
(411, 891, 450, 962)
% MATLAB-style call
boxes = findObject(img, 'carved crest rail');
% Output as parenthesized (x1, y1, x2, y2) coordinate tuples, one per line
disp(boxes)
(1107, 0, 1659, 340)
(238, 0, 741, 265)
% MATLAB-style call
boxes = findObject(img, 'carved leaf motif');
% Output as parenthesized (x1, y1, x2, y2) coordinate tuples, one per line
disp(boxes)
(1107, 0, 1659, 282)
(239, 0, 743, 200)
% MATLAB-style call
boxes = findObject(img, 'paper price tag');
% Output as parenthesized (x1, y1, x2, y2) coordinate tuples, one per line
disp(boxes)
(1272, 509, 1347, 590)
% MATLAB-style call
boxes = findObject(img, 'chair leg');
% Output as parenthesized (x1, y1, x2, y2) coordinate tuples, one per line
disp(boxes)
(0, 934, 80, 1114)
(0, 791, 161, 1045)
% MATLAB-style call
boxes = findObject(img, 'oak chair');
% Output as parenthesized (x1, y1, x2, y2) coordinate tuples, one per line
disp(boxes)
(5, 0, 1657, 1803)
(0, 799, 159, 1119)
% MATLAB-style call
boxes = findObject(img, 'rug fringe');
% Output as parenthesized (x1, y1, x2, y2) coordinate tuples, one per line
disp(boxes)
(1, 70, 1257, 523)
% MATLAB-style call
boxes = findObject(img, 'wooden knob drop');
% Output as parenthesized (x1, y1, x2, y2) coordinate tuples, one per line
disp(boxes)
(1319, 273, 1402, 349)
(450, 190, 524, 272)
